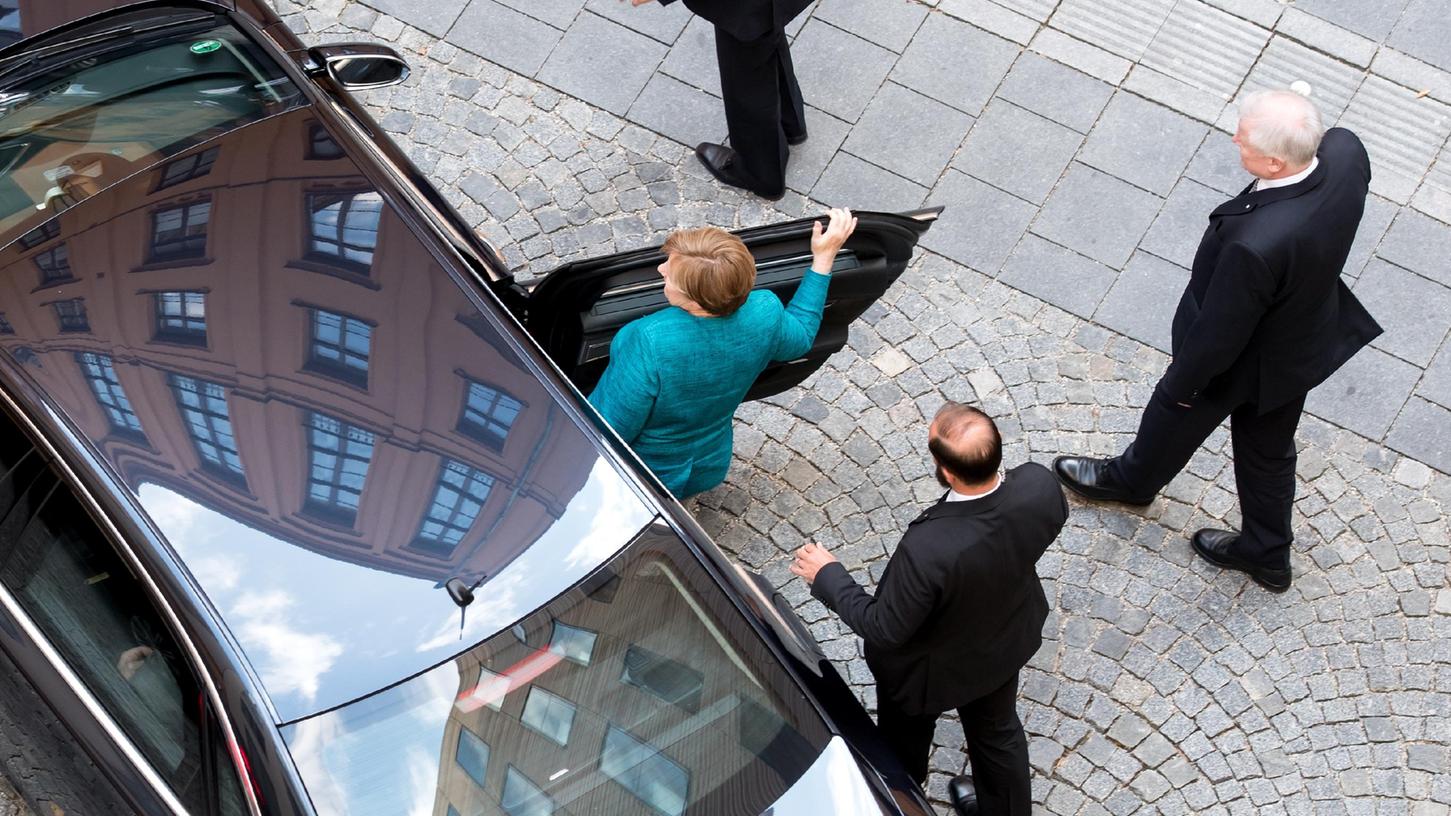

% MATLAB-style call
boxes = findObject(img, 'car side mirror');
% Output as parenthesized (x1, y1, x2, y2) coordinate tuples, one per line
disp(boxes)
(304, 43, 410, 89)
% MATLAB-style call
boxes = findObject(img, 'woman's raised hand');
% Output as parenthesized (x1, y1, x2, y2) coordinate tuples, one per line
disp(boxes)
(810, 207, 858, 272)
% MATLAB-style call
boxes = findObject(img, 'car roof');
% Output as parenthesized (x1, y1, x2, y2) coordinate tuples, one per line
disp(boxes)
(0, 103, 656, 723)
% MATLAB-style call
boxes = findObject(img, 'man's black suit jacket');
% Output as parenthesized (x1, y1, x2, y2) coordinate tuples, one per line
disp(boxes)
(658, 0, 812, 41)
(1159, 127, 1383, 412)
(810, 463, 1068, 717)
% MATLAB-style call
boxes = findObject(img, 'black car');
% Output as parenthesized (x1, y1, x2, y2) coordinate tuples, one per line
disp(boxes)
(0, 2, 940, 814)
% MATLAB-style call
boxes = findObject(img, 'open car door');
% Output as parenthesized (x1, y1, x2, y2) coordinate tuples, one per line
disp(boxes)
(525, 208, 939, 400)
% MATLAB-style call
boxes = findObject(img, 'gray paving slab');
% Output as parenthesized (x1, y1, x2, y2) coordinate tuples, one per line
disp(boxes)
(1413, 145, 1451, 226)
(920, 170, 1037, 274)
(842, 83, 973, 187)
(812, 151, 927, 211)
(891, 12, 1020, 116)
(1078, 92, 1209, 196)
(1239, 35, 1364, 125)
(1342, 194, 1398, 281)
(447, 0, 563, 76)
(1337, 77, 1451, 205)
(1418, 343, 1451, 409)
(812, 0, 927, 53)
(785, 107, 852, 194)
(627, 73, 727, 149)
(995, 51, 1115, 134)
(585, 0, 692, 44)
(1386, 397, 1451, 473)
(938, 0, 1040, 45)
(791, 18, 898, 122)
(1050, 0, 1175, 62)
(1000, 234, 1120, 319)
(1291, 0, 1409, 41)
(660, 15, 721, 96)
(1353, 258, 1451, 367)
(1028, 27, 1133, 85)
(1121, 64, 1227, 125)
(493, 0, 584, 29)
(1275, 7, 1378, 68)
(1034, 162, 1165, 269)
(1139, 178, 1223, 267)
(1184, 129, 1251, 196)
(953, 99, 1082, 204)
(1387, 0, 1451, 73)
(360, 0, 465, 37)
(1372, 47, 1451, 107)
(1305, 346, 1421, 439)
(1376, 207, 1451, 289)
(1140, 0, 1271, 103)
(1094, 251, 1189, 353)
(1199, 0, 1283, 28)
(537, 12, 668, 115)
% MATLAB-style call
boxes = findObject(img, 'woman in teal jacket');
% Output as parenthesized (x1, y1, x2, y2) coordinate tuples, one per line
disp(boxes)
(590, 208, 858, 497)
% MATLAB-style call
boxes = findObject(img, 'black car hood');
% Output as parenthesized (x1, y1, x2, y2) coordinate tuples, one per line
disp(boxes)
(0, 107, 656, 723)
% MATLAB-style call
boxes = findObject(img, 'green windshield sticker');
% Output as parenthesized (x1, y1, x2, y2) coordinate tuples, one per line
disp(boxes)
(189, 40, 223, 54)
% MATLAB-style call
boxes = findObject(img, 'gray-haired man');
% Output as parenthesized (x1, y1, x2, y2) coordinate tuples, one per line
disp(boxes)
(1054, 89, 1382, 592)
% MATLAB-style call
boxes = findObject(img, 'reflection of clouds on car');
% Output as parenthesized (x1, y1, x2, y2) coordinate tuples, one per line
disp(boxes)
(230, 589, 344, 707)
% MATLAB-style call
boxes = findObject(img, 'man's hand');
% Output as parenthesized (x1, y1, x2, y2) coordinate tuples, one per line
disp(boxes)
(810, 207, 857, 273)
(790, 542, 839, 585)
(117, 645, 155, 681)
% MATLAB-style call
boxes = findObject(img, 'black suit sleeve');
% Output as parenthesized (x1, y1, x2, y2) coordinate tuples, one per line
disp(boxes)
(809, 538, 938, 651)
(1159, 241, 1277, 403)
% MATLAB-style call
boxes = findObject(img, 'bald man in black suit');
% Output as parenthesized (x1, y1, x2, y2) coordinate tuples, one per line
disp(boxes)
(627, 0, 811, 200)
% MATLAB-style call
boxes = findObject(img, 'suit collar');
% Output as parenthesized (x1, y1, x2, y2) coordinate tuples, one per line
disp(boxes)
(1211, 158, 1328, 218)
(910, 481, 1009, 524)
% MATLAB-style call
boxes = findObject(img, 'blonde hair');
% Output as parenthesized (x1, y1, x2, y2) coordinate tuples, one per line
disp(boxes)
(662, 226, 756, 316)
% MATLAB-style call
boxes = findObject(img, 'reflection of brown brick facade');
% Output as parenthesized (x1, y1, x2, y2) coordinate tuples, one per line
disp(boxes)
(0, 110, 591, 583)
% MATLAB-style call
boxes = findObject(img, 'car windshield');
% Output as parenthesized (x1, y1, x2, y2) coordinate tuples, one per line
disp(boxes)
(0, 5, 303, 247)
(284, 527, 832, 816)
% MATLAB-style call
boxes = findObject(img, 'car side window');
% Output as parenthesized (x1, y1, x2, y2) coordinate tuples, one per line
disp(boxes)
(0, 412, 241, 814)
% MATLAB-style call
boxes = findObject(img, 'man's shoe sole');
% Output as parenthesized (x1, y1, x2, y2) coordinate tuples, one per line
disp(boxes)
(1191, 537, 1291, 593)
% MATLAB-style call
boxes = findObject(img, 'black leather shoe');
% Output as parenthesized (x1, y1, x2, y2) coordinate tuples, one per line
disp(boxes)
(786, 129, 808, 146)
(947, 775, 978, 816)
(694, 142, 785, 200)
(1191, 528, 1292, 593)
(1052, 456, 1154, 506)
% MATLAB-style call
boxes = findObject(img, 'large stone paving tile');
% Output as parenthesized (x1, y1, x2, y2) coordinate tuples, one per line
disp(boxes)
(1376, 208, 1451, 289)
(1339, 75, 1451, 204)
(843, 83, 973, 187)
(1093, 251, 1188, 352)
(1418, 343, 1451, 410)
(994, 51, 1114, 134)
(1140, 0, 1270, 103)
(1000, 235, 1119, 320)
(1239, 35, 1364, 124)
(365, 0, 466, 37)
(1386, 397, 1451, 474)
(1034, 163, 1164, 269)
(1388, 0, 1451, 73)
(586, 0, 692, 44)
(891, 13, 1019, 117)
(1184, 129, 1251, 197)
(1413, 144, 1451, 226)
(1139, 178, 1223, 267)
(660, 15, 721, 96)
(1051, 0, 1175, 61)
(1294, 0, 1408, 40)
(920, 170, 1037, 275)
(493, 0, 585, 29)
(1353, 259, 1451, 368)
(813, 0, 927, 53)
(448, 0, 563, 76)
(627, 73, 726, 149)
(1305, 346, 1420, 440)
(785, 106, 851, 193)
(538, 12, 668, 115)
(791, 19, 897, 122)
(1079, 92, 1208, 196)
(812, 152, 927, 211)
(1342, 195, 1397, 281)
(953, 100, 1081, 205)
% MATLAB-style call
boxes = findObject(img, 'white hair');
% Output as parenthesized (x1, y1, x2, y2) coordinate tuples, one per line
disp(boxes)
(1238, 89, 1326, 166)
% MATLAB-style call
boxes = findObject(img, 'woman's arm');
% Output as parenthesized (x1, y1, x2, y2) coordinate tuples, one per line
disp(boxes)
(772, 208, 858, 361)
(588, 322, 658, 444)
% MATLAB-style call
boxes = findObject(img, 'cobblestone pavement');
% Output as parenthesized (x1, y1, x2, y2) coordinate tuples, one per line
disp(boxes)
(7, 1, 1451, 815)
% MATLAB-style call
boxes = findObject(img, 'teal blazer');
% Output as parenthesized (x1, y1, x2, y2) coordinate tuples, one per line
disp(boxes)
(589, 271, 830, 497)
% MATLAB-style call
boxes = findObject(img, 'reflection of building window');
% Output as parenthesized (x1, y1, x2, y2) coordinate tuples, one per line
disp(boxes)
(154, 292, 207, 345)
(414, 459, 494, 556)
(549, 622, 596, 666)
(304, 412, 374, 526)
(76, 352, 145, 436)
(622, 645, 704, 713)
(53, 298, 88, 332)
(150, 200, 211, 262)
(446, 807, 461, 816)
(157, 147, 220, 190)
(19, 220, 59, 249)
(34, 243, 72, 285)
(307, 124, 344, 160)
(520, 687, 576, 746)
(502, 767, 555, 816)
(601, 725, 689, 816)
(168, 374, 244, 479)
(457, 666, 508, 712)
(307, 309, 370, 386)
(306, 191, 382, 272)
(458, 379, 521, 451)
(0, 312, 12, 334)
(454, 728, 489, 789)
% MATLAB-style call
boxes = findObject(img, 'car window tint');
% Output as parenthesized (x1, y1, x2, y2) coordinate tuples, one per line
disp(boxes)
(0, 411, 235, 812)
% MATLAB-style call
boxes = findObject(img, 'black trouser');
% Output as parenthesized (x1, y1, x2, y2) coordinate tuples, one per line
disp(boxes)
(1110, 384, 1305, 567)
(714, 23, 806, 193)
(877, 673, 1030, 816)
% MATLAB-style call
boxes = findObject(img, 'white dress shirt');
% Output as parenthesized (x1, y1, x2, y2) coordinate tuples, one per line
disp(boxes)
(1252, 157, 1319, 193)
(945, 472, 1004, 502)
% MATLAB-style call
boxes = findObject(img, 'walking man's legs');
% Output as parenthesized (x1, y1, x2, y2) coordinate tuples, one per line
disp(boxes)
(874, 694, 938, 787)
(956, 672, 1031, 816)
(714, 26, 791, 195)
